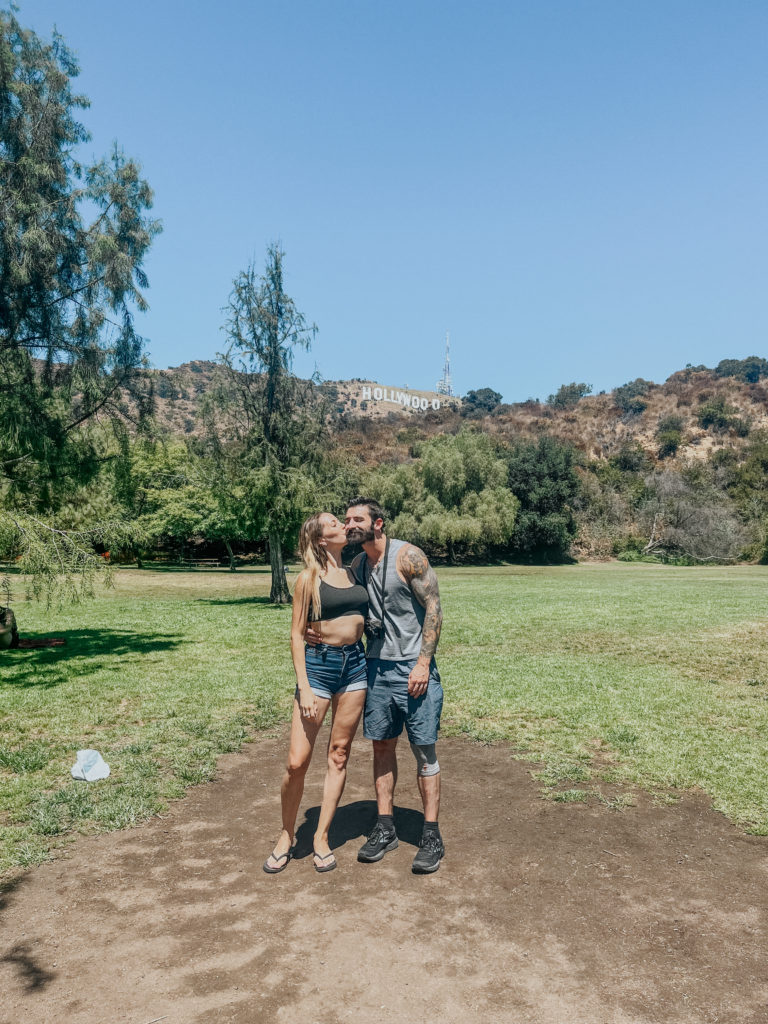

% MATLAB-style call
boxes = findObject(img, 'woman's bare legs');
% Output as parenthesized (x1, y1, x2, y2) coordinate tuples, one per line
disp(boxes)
(266, 696, 330, 867)
(313, 688, 366, 862)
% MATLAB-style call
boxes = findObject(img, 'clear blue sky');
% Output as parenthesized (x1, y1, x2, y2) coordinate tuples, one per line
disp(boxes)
(20, 1, 768, 402)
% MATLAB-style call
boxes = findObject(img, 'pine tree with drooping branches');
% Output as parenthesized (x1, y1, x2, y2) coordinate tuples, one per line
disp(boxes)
(220, 244, 324, 603)
(0, 8, 160, 601)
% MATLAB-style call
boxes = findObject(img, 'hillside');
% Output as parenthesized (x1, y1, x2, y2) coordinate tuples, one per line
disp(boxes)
(489, 370, 768, 462)
(143, 361, 462, 440)
(144, 360, 768, 468)
(144, 360, 226, 436)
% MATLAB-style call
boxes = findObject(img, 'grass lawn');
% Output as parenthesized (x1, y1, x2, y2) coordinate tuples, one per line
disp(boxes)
(2, 562, 768, 875)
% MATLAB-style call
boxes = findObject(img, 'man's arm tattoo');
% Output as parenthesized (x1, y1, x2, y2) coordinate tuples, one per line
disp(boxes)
(400, 546, 442, 660)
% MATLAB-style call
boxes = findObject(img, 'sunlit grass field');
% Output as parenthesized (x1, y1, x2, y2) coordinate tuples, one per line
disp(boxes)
(2, 562, 768, 874)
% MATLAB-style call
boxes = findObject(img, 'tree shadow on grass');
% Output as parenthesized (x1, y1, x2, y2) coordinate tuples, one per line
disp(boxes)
(196, 596, 287, 608)
(0, 872, 56, 991)
(293, 799, 425, 859)
(1, 629, 184, 689)
(0, 941, 56, 993)
(130, 564, 274, 575)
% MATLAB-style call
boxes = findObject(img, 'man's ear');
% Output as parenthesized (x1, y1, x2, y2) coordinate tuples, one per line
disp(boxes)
(373, 518, 384, 532)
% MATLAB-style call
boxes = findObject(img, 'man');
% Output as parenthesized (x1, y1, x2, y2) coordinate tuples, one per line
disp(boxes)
(344, 497, 445, 874)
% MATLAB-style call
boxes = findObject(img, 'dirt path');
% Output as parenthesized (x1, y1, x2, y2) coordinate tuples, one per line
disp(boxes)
(2, 731, 767, 1024)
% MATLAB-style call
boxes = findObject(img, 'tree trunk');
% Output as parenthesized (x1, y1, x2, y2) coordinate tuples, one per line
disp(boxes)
(642, 512, 663, 555)
(224, 539, 237, 572)
(268, 530, 291, 604)
(0, 607, 19, 649)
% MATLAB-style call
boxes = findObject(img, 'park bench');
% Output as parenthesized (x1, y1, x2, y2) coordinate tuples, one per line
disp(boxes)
(178, 558, 220, 568)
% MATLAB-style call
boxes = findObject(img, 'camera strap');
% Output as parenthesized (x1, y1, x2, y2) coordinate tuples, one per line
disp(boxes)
(380, 536, 390, 622)
(368, 536, 390, 625)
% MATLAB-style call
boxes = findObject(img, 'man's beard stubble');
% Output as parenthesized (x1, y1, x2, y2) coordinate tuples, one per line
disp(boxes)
(345, 526, 375, 544)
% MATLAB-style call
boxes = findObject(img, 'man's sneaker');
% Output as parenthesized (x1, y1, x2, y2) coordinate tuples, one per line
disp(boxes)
(411, 832, 444, 874)
(357, 823, 398, 862)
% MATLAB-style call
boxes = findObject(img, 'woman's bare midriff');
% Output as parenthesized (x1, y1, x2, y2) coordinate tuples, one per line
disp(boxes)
(308, 615, 365, 647)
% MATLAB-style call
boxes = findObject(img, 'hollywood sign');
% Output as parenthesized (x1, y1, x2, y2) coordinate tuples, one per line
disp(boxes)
(361, 385, 441, 411)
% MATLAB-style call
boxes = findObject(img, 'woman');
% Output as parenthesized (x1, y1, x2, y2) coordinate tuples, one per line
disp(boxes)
(263, 512, 369, 874)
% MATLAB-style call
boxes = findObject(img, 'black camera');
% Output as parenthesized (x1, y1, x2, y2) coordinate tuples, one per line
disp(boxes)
(364, 617, 383, 641)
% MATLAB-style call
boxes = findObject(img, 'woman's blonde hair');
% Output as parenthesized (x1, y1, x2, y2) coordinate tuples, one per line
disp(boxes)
(298, 512, 329, 621)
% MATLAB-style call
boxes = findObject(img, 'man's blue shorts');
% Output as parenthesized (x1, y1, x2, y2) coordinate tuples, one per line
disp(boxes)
(301, 641, 368, 701)
(363, 658, 443, 745)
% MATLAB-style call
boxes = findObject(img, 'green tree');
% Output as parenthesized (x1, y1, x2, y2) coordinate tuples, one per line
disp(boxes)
(461, 387, 502, 417)
(547, 382, 592, 408)
(365, 431, 518, 563)
(614, 378, 652, 416)
(714, 357, 768, 384)
(194, 448, 249, 572)
(506, 436, 581, 560)
(124, 441, 210, 561)
(0, 9, 159, 600)
(110, 437, 248, 569)
(220, 244, 323, 602)
(726, 432, 768, 561)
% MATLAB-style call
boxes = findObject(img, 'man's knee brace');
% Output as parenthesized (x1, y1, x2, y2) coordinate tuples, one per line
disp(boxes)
(410, 742, 440, 777)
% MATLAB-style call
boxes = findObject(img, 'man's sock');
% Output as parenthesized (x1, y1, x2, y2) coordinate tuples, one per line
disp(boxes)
(378, 814, 395, 836)
(422, 820, 440, 837)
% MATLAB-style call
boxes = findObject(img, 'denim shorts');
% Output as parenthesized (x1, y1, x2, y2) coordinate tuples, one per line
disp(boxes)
(363, 658, 443, 745)
(301, 641, 368, 700)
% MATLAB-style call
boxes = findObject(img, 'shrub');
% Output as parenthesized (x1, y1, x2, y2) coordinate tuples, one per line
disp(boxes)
(656, 415, 684, 459)
(640, 470, 749, 562)
(547, 382, 592, 409)
(656, 414, 684, 434)
(609, 442, 650, 473)
(733, 418, 751, 438)
(714, 357, 768, 384)
(696, 395, 749, 435)
(614, 378, 653, 415)
(657, 430, 682, 459)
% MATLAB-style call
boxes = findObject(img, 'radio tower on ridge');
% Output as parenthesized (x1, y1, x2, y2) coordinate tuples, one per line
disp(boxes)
(436, 332, 454, 396)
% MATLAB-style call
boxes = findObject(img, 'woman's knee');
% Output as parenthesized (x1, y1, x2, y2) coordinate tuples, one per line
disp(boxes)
(286, 753, 310, 778)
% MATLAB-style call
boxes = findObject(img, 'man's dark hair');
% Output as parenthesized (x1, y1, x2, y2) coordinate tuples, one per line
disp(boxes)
(346, 496, 386, 527)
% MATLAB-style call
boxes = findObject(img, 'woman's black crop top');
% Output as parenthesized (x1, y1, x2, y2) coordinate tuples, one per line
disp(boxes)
(310, 579, 369, 622)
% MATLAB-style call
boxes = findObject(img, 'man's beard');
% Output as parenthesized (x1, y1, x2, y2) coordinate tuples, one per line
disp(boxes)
(345, 526, 375, 544)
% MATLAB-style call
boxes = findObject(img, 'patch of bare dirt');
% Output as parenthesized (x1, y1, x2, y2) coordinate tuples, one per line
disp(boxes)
(2, 732, 767, 1024)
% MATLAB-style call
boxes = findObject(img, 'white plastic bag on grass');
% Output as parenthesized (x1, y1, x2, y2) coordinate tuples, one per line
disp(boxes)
(71, 749, 110, 782)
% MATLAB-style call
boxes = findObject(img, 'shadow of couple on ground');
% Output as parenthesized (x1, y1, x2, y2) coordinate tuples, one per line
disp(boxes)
(292, 800, 424, 861)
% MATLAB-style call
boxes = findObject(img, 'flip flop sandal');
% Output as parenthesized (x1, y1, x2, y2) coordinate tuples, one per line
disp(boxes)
(263, 841, 296, 874)
(313, 850, 337, 873)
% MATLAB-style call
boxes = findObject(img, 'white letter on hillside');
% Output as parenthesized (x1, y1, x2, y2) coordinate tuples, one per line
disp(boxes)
(362, 386, 372, 400)
(373, 387, 383, 400)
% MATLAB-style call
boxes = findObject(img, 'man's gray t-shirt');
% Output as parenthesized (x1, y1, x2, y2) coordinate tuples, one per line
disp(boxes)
(352, 538, 425, 661)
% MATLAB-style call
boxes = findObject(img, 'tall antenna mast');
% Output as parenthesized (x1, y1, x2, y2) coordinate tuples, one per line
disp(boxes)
(436, 331, 454, 396)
